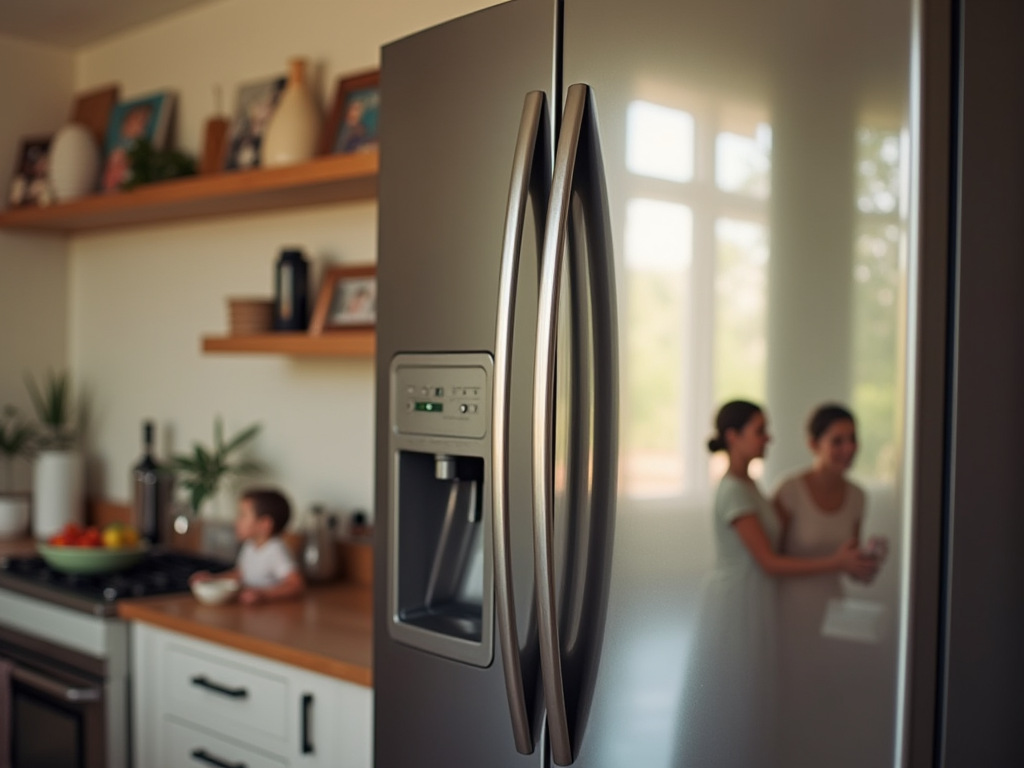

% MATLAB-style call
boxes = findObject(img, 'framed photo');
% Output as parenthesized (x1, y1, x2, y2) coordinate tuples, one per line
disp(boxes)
(8, 136, 52, 208)
(322, 71, 380, 156)
(310, 265, 377, 334)
(224, 75, 287, 171)
(102, 91, 175, 192)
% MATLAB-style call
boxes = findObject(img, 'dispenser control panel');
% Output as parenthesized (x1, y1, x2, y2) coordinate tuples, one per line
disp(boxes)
(392, 355, 490, 439)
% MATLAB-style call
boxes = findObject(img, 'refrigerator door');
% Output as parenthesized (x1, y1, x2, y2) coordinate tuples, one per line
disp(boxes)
(559, 0, 919, 765)
(375, 2, 555, 766)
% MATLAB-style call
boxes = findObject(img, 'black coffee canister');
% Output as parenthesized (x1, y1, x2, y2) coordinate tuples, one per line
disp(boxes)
(273, 248, 310, 331)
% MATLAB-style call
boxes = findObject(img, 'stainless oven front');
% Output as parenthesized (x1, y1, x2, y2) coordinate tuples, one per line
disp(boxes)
(1, 624, 108, 768)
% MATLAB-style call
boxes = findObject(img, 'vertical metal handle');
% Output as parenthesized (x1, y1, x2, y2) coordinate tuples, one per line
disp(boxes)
(534, 83, 618, 767)
(301, 693, 314, 754)
(493, 89, 550, 756)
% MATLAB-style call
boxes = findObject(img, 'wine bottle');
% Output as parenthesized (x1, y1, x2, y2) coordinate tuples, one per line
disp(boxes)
(133, 421, 170, 545)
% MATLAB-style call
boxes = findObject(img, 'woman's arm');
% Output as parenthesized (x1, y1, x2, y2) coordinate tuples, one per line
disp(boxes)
(732, 514, 877, 580)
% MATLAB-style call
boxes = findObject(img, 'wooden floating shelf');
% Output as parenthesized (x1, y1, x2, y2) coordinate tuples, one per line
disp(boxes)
(202, 330, 376, 357)
(0, 151, 378, 234)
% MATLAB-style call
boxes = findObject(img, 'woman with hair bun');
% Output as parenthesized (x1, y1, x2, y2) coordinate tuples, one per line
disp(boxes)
(678, 400, 876, 768)
(773, 404, 887, 768)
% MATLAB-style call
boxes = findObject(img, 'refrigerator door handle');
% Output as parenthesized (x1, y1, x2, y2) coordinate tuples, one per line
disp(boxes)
(534, 82, 618, 767)
(493, 89, 550, 756)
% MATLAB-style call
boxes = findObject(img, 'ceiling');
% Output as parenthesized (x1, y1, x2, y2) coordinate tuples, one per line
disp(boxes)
(0, 0, 219, 49)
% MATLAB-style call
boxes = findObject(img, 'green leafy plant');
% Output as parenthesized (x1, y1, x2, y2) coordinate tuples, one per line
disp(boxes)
(172, 418, 261, 514)
(0, 406, 35, 493)
(123, 138, 197, 189)
(25, 371, 76, 450)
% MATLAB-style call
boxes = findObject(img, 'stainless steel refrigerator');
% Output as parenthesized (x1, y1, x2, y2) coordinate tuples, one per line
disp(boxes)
(373, 0, 1024, 766)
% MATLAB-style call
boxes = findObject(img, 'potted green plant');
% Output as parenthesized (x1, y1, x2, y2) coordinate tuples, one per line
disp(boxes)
(0, 406, 35, 538)
(26, 371, 83, 540)
(172, 418, 261, 518)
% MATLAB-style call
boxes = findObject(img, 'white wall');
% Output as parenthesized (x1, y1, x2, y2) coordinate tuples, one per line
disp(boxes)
(0, 34, 74, 493)
(69, 0, 495, 523)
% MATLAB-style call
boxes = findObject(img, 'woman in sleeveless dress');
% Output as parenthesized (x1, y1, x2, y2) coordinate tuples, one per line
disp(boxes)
(676, 401, 876, 768)
(773, 403, 887, 768)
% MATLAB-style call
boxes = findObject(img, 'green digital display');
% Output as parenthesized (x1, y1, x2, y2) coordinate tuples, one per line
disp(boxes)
(415, 402, 443, 413)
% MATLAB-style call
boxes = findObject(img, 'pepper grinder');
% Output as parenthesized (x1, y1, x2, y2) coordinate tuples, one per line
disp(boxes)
(273, 247, 310, 331)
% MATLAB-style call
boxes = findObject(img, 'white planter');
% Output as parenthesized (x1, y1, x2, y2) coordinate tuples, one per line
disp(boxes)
(0, 495, 30, 539)
(32, 450, 84, 540)
(49, 123, 101, 201)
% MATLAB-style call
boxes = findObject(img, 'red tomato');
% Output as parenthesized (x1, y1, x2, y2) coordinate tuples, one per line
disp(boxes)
(80, 528, 102, 547)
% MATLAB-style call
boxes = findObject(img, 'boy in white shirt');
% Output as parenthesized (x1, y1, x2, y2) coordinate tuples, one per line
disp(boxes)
(191, 488, 305, 605)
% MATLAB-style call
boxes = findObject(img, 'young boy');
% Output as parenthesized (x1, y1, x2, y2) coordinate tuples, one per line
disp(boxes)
(191, 488, 305, 605)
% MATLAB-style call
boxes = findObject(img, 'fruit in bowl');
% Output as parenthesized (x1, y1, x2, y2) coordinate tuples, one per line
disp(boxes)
(47, 522, 141, 548)
(40, 522, 148, 574)
(191, 577, 241, 606)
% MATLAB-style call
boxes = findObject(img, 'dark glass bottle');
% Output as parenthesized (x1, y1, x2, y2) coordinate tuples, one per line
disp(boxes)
(133, 421, 171, 544)
(273, 248, 310, 331)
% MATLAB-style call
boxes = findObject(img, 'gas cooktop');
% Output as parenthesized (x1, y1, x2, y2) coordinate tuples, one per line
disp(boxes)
(0, 550, 232, 616)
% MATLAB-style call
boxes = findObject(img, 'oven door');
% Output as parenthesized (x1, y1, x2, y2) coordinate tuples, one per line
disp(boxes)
(2, 634, 105, 768)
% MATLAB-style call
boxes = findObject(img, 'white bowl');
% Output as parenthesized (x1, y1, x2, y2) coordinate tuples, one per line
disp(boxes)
(191, 577, 241, 606)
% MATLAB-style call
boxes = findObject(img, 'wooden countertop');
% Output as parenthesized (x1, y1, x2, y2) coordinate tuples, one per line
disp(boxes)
(0, 536, 373, 686)
(118, 583, 373, 687)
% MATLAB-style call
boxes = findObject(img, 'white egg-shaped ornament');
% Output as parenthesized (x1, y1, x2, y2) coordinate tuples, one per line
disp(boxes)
(48, 123, 101, 201)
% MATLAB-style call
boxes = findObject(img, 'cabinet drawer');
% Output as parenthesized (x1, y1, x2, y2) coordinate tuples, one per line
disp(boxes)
(167, 643, 289, 740)
(165, 717, 287, 768)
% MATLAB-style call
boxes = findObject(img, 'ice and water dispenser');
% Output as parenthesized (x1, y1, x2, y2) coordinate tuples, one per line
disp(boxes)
(387, 353, 494, 667)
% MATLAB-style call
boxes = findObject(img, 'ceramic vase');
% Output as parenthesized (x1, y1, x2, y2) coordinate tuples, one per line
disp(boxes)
(262, 58, 321, 167)
(49, 123, 101, 201)
(32, 450, 84, 540)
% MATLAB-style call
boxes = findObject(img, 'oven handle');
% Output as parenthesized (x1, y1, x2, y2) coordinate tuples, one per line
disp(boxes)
(10, 664, 102, 703)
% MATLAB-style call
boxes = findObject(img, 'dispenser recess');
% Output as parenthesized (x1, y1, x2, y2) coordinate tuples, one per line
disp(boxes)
(388, 353, 494, 667)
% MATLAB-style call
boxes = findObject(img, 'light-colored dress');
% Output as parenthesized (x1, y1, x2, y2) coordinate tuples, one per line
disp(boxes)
(774, 474, 868, 768)
(677, 474, 780, 768)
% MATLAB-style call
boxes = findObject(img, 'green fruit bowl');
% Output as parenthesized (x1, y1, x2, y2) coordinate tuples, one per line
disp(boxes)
(37, 543, 149, 574)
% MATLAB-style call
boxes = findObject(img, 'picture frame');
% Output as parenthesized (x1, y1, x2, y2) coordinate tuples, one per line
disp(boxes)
(321, 71, 380, 156)
(224, 75, 287, 171)
(102, 91, 176, 192)
(7, 135, 53, 208)
(309, 265, 377, 334)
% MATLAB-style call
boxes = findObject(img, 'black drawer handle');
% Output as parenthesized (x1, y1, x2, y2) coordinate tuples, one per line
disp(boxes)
(191, 748, 247, 768)
(190, 675, 248, 699)
(302, 693, 314, 754)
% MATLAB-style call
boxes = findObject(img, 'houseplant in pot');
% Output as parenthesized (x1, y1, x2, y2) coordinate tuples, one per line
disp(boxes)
(0, 406, 35, 538)
(26, 371, 83, 540)
(171, 417, 261, 523)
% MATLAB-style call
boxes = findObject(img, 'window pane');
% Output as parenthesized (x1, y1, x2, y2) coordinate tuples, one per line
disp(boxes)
(622, 199, 693, 497)
(852, 127, 904, 481)
(714, 218, 768, 404)
(626, 101, 695, 183)
(715, 124, 772, 198)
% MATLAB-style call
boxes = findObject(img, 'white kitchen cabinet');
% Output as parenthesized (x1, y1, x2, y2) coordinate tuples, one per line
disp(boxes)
(133, 623, 372, 768)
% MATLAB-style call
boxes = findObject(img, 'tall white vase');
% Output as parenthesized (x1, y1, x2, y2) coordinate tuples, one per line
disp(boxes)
(262, 58, 321, 167)
(49, 123, 101, 201)
(32, 450, 84, 540)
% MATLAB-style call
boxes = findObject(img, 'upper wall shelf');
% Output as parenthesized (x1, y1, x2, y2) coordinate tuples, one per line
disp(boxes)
(0, 151, 378, 234)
